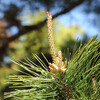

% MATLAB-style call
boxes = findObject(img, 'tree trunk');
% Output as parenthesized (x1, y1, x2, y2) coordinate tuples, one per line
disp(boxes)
(0, 20, 8, 67)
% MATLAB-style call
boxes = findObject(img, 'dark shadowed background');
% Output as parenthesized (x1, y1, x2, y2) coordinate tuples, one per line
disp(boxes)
(0, 0, 100, 99)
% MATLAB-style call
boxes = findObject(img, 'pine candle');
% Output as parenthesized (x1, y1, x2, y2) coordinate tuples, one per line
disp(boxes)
(47, 12, 67, 74)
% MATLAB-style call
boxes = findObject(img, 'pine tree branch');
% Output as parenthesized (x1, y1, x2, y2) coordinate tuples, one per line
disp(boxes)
(8, 0, 85, 42)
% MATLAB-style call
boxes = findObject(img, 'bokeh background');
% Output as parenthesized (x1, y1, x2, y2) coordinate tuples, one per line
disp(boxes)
(0, 0, 100, 99)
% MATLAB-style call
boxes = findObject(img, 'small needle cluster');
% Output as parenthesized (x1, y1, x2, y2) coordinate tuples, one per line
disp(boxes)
(47, 12, 67, 74)
(92, 78, 97, 93)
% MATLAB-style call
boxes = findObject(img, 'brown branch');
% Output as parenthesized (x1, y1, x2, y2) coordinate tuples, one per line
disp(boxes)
(8, 0, 85, 43)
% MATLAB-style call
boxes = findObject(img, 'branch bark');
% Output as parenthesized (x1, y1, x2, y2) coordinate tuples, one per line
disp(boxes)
(8, 0, 85, 43)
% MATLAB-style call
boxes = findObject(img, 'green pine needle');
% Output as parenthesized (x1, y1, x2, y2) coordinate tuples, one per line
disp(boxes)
(4, 37, 100, 100)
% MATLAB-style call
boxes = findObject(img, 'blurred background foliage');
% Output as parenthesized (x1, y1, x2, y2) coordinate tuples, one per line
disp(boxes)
(0, 0, 100, 99)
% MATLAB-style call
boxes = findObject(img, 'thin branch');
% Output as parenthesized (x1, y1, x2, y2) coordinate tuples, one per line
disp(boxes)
(8, 0, 85, 42)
